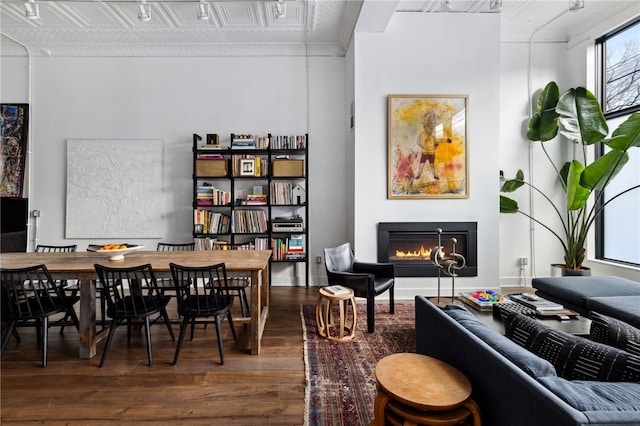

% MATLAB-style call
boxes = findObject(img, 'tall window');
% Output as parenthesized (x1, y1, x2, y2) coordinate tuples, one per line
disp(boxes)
(595, 18, 640, 267)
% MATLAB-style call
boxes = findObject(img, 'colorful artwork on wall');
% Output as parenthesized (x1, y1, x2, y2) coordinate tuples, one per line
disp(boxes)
(387, 95, 468, 199)
(1, 104, 29, 198)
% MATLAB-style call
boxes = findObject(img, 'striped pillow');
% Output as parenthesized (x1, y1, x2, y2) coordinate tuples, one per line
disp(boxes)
(589, 312, 640, 356)
(504, 312, 640, 382)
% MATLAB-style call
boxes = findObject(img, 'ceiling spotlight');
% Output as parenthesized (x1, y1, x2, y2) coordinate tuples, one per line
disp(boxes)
(489, 0, 502, 12)
(197, 0, 209, 20)
(569, 0, 584, 11)
(440, 0, 452, 12)
(24, 0, 39, 20)
(274, 0, 286, 19)
(138, 0, 151, 22)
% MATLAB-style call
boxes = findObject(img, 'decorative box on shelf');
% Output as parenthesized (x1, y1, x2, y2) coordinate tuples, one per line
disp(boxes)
(272, 159, 304, 177)
(196, 158, 227, 177)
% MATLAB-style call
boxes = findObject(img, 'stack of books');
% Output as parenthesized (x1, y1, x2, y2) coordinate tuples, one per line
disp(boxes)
(245, 194, 267, 205)
(285, 234, 305, 260)
(196, 185, 230, 206)
(231, 134, 256, 149)
(507, 294, 565, 313)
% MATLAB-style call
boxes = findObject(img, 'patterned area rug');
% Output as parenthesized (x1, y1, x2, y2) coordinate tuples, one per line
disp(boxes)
(301, 302, 416, 426)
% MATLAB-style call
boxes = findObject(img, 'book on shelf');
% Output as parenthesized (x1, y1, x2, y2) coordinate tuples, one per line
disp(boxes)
(284, 253, 306, 260)
(197, 154, 226, 160)
(507, 294, 565, 312)
(287, 234, 304, 253)
(231, 134, 256, 149)
(245, 194, 267, 205)
(194, 209, 229, 234)
(270, 134, 307, 150)
(197, 185, 230, 206)
(324, 285, 350, 296)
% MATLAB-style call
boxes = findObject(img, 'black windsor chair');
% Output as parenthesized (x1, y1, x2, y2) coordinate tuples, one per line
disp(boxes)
(93, 263, 175, 367)
(1, 264, 80, 367)
(34, 244, 80, 333)
(169, 262, 237, 365)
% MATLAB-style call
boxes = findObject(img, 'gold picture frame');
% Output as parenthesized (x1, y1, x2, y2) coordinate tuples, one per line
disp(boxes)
(387, 94, 468, 199)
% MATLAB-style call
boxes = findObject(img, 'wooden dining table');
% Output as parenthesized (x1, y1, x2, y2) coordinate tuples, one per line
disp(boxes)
(0, 249, 272, 358)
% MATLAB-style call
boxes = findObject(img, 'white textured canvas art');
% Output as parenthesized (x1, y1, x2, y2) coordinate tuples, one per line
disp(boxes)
(66, 139, 163, 238)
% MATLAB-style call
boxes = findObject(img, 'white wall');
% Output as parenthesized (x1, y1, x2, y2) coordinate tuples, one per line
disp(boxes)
(352, 13, 502, 299)
(3, 7, 638, 290)
(498, 5, 640, 284)
(499, 41, 568, 285)
(1, 54, 347, 286)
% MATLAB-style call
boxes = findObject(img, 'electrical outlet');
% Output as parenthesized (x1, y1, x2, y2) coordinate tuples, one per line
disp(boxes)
(316, 255, 322, 264)
(520, 257, 528, 266)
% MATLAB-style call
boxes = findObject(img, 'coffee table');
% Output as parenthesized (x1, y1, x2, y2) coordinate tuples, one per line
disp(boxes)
(460, 300, 592, 336)
(370, 353, 481, 426)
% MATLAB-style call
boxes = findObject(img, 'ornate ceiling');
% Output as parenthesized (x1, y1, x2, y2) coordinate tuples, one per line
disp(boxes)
(0, 0, 637, 57)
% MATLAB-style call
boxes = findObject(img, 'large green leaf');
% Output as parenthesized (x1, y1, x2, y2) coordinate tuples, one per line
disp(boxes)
(500, 169, 525, 192)
(581, 150, 629, 191)
(607, 112, 640, 150)
(566, 160, 590, 210)
(559, 161, 571, 187)
(556, 87, 608, 145)
(500, 195, 519, 213)
(527, 82, 559, 142)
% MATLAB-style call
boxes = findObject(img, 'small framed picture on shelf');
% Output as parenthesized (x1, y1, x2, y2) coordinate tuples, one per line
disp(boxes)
(240, 159, 255, 176)
(205, 133, 220, 148)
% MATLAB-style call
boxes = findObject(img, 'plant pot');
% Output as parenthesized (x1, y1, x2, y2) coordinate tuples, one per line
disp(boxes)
(550, 264, 591, 277)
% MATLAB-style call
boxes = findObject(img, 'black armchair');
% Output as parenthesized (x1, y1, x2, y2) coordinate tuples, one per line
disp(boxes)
(324, 242, 395, 333)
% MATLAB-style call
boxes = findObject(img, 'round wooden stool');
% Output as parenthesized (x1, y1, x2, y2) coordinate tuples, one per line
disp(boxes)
(316, 286, 357, 341)
(370, 353, 481, 426)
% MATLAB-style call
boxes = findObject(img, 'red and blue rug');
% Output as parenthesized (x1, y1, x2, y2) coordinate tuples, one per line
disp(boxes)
(301, 302, 415, 426)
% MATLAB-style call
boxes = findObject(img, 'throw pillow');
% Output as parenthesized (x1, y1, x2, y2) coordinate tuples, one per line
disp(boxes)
(503, 311, 640, 382)
(589, 311, 640, 356)
(443, 304, 557, 378)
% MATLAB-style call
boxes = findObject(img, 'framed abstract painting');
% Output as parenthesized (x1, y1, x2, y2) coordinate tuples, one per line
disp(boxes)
(1, 104, 29, 198)
(387, 95, 468, 199)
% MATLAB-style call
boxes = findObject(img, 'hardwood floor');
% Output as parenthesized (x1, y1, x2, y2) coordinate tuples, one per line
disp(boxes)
(1, 286, 319, 425)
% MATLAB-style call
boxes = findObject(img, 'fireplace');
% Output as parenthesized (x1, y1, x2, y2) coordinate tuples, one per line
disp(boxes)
(377, 222, 477, 277)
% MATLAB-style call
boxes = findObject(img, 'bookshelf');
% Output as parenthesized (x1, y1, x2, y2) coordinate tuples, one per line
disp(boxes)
(192, 133, 309, 287)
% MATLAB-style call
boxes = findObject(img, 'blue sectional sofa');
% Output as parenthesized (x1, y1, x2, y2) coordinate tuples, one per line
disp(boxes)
(415, 295, 640, 426)
(532, 276, 640, 328)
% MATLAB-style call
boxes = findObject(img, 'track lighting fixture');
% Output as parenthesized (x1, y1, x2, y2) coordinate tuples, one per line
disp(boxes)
(24, 0, 39, 20)
(197, 0, 209, 20)
(440, 0, 452, 12)
(489, 0, 502, 12)
(138, 0, 151, 22)
(274, 0, 285, 19)
(568, 0, 584, 11)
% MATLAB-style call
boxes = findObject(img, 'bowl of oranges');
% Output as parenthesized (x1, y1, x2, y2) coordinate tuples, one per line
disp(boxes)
(87, 243, 144, 261)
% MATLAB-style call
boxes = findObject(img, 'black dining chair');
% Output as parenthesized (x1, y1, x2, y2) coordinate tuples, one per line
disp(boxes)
(155, 242, 196, 294)
(213, 241, 252, 318)
(156, 242, 196, 252)
(93, 263, 175, 367)
(324, 242, 395, 333)
(35, 244, 80, 333)
(1, 264, 80, 367)
(169, 262, 237, 365)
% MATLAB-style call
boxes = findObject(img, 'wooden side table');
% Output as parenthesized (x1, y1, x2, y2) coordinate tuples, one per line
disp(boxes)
(316, 286, 357, 341)
(371, 353, 481, 426)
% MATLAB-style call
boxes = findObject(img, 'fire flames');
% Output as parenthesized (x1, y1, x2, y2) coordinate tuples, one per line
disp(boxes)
(392, 245, 444, 260)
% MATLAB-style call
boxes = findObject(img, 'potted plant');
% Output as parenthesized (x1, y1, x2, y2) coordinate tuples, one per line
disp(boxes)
(500, 81, 640, 275)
